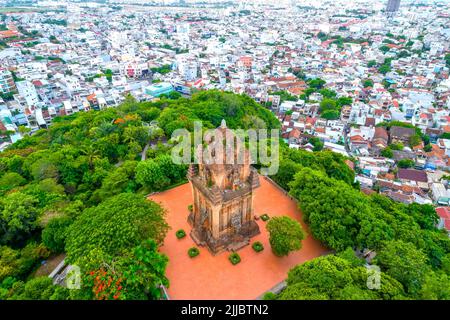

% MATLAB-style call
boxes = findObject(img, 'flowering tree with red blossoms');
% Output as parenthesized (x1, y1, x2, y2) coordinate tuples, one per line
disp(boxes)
(82, 240, 169, 300)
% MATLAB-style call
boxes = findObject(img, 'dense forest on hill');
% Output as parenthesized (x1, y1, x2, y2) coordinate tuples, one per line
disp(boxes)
(0, 90, 448, 300)
(0, 90, 280, 300)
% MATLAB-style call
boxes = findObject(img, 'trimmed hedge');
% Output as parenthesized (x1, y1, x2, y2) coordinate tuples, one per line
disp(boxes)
(176, 229, 186, 239)
(252, 241, 264, 252)
(188, 247, 200, 258)
(229, 252, 241, 265)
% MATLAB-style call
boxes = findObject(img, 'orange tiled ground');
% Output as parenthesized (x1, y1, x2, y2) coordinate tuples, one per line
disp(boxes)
(149, 177, 328, 300)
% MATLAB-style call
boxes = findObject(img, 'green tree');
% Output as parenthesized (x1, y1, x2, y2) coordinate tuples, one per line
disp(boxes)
(389, 142, 404, 150)
(288, 168, 394, 251)
(363, 79, 374, 88)
(397, 159, 415, 168)
(441, 253, 450, 274)
(274, 147, 355, 189)
(336, 96, 353, 107)
(379, 64, 391, 74)
(94, 160, 138, 201)
(407, 203, 439, 231)
(318, 88, 337, 99)
(280, 255, 405, 300)
(292, 69, 306, 80)
(374, 240, 429, 295)
(42, 217, 73, 253)
(321, 110, 340, 120)
(0, 243, 50, 282)
(18, 126, 31, 136)
(167, 91, 182, 100)
(409, 134, 422, 147)
(397, 50, 410, 59)
(308, 78, 326, 89)
(21, 277, 57, 300)
(31, 158, 59, 181)
(317, 32, 328, 41)
(135, 159, 170, 191)
(136, 155, 187, 191)
(367, 60, 377, 68)
(266, 216, 305, 257)
(418, 271, 450, 300)
(309, 137, 324, 151)
(277, 282, 329, 300)
(0, 192, 39, 245)
(320, 98, 337, 112)
(0, 172, 26, 194)
(337, 247, 366, 267)
(381, 147, 393, 158)
(123, 126, 149, 146)
(7, 276, 69, 300)
(272, 159, 302, 191)
(76, 239, 168, 300)
(379, 45, 390, 54)
(65, 193, 169, 266)
(444, 53, 450, 68)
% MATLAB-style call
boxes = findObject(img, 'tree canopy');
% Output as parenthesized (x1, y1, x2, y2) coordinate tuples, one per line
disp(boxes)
(65, 193, 169, 268)
(272, 253, 405, 300)
(275, 159, 450, 300)
(266, 216, 305, 256)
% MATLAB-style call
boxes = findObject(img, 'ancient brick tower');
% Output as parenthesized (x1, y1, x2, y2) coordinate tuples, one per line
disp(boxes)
(187, 120, 260, 255)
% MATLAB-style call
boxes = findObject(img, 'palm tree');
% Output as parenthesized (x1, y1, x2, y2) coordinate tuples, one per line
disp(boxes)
(80, 145, 101, 170)
(18, 126, 31, 136)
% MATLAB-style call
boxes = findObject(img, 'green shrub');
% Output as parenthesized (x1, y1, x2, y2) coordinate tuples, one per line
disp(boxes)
(229, 252, 241, 265)
(252, 241, 264, 252)
(176, 229, 186, 239)
(263, 292, 277, 300)
(188, 247, 199, 258)
(42, 217, 73, 253)
(266, 216, 305, 257)
(188, 204, 193, 212)
(260, 214, 270, 221)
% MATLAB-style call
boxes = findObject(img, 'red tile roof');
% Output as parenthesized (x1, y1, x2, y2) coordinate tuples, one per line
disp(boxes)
(436, 207, 450, 231)
(0, 30, 20, 39)
(350, 135, 365, 142)
(374, 127, 389, 141)
(288, 128, 301, 139)
(397, 169, 428, 183)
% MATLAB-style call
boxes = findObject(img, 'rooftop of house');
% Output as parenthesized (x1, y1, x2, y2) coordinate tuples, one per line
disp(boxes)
(436, 207, 450, 230)
(390, 126, 416, 138)
(397, 168, 428, 183)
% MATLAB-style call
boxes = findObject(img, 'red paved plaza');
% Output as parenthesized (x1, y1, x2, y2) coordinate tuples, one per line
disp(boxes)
(149, 177, 328, 300)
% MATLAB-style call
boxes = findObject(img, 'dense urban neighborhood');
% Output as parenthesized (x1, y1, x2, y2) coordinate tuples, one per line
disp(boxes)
(0, 0, 449, 302)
